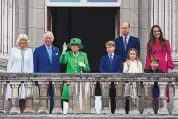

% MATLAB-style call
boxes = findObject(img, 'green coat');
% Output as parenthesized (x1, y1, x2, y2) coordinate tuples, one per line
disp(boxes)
(60, 51, 90, 73)
(61, 83, 69, 100)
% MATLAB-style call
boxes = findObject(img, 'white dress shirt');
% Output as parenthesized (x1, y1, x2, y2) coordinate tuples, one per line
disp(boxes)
(108, 53, 114, 59)
(7, 47, 33, 73)
(123, 60, 143, 73)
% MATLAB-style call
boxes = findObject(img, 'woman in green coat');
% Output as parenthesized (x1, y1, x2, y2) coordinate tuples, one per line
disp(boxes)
(60, 38, 90, 73)
(60, 38, 90, 114)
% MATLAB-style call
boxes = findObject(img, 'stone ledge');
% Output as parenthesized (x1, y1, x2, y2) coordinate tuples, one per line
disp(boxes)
(1, 114, 178, 119)
(0, 73, 178, 82)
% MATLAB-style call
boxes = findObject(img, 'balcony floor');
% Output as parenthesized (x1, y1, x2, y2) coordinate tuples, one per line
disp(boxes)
(1, 114, 178, 119)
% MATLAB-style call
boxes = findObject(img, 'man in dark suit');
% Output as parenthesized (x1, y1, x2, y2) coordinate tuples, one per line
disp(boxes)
(33, 31, 60, 114)
(114, 22, 140, 114)
(114, 22, 140, 62)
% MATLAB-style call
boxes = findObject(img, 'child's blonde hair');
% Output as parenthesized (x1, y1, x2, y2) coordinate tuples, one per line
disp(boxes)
(127, 48, 139, 61)
(105, 41, 115, 47)
(127, 48, 140, 67)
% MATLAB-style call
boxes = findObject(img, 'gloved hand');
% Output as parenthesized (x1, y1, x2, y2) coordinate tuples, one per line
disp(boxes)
(62, 42, 67, 53)
(78, 62, 86, 68)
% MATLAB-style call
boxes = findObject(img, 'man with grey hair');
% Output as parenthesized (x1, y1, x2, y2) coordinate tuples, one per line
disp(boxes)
(33, 31, 60, 113)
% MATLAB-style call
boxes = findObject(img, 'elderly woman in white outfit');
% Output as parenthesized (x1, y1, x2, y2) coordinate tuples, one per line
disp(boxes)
(6, 33, 33, 114)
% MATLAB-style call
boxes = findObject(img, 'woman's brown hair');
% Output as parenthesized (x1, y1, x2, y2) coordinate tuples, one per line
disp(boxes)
(148, 25, 165, 51)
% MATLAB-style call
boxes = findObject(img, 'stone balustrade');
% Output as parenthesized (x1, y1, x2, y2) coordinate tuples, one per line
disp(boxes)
(0, 73, 177, 115)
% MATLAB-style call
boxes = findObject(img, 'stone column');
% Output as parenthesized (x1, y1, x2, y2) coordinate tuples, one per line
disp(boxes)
(9, 82, 20, 114)
(143, 82, 154, 114)
(120, 0, 139, 36)
(38, 81, 49, 114)
(27, 0, 45, 50)
(0, 81, 5, 114)
(33, 81, 40, 113)
(130, 82, 140, 114)
(101, 81, 110, 114)
(115, 82, 125, 114)
(52, 81, 62, 114)
(138, 0, 150, 65)
(73, 79, 90, 114)
(167, 82, 175, 114)
(137, 81, 145, 114)
(82, 81, 90, 113)
(24, 82, 35, 114)
(73, 81, 81, 113)
(158, 82, 168, 114)
(90, 82, 96, 114)
(68, 82, 73, 114)
(173, 81, 178, 114)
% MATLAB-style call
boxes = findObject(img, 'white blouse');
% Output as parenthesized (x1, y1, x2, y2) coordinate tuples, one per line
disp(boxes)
(123, 60, 143, 73)
(7, 47, 33, 73)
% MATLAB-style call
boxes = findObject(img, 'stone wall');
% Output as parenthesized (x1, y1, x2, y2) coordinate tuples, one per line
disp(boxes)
(17, 0, 46, 50)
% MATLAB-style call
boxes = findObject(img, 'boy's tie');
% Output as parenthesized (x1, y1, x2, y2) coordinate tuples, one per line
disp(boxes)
(109, 54, 113, 63)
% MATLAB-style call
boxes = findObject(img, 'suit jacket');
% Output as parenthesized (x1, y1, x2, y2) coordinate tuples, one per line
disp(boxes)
(144, 69, 163, 73)
(33, 44, 60, 73)
(7, 47, 33, 73)
(99, 54, 123, 73)
(114, 36, 140, 62)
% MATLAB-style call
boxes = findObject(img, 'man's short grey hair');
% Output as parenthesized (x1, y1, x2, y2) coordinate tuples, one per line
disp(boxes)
(16, 33, 29, 47)
(43, 31, 54, 41)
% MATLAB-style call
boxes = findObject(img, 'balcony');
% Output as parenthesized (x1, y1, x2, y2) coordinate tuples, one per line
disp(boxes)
(0, 73, 178, 119)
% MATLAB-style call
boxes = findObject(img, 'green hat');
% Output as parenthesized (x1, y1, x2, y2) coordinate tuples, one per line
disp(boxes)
(67, 38, 84, 49)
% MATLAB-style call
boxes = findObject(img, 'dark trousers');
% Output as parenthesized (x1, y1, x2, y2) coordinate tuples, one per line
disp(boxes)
(152, 98, 159, 114)
(48, 81, 54, 114)
(49, 97, 54, 114)
(19, 99, 26, 113)
(109, 82, 116, 114)
(110, 98, 116, 114)
(125, 97, 130, 114)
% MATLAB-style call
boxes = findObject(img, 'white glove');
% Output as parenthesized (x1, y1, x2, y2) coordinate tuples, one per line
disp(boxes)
(78, 62, 86, 68)
(63, 42, 67, 53)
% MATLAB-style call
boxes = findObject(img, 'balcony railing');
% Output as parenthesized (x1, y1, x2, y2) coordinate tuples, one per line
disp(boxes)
(0, 73, 178, 115)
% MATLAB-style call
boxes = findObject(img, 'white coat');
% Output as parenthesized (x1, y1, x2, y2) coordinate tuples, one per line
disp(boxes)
(123, 60, 143, 98)
(6, 47, 33, 100)
(123, 60, 143, 73)
(7, 47, 33, 73)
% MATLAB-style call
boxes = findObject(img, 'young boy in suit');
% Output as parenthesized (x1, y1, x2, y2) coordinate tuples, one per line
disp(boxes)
(145, 56, 163, 114)
(99, 41, 123, 114)
(99, 41, 123, 73)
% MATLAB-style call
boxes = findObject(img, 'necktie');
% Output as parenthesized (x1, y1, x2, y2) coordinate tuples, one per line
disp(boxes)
(48, 47, 52, 63)
(109, 54, 113, 63)
(124, 36, 127, 50)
